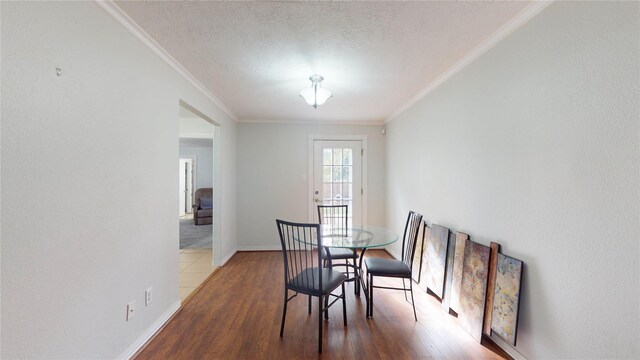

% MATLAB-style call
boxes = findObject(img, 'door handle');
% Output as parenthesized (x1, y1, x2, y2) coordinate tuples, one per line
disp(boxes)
(314, 198, 321, 203)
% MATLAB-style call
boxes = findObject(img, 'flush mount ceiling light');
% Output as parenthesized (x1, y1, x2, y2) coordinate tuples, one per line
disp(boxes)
(300, 75, 332, 109)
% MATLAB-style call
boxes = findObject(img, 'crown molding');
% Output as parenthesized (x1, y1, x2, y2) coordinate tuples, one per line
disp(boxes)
(95, 1, 238, 122)
(237, 118, 385, 126)
(386, 1, 553, 124)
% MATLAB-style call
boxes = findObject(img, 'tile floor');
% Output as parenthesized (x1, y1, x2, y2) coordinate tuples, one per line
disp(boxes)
(179, 248, 216, 302)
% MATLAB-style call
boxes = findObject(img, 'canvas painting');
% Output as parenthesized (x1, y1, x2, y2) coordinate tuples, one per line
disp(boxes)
(418, 224, 432, 292)
(458, 241, 490, 343)
(440, 231, 457, 311)
(491, 253, 523, 346)
(424, 224, 450, 299)
(449, 232, 469, 314)
(412, 223, 426, 283)
(483, 242, 500, 335)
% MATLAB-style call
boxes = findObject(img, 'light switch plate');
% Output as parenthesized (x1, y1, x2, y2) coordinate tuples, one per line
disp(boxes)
(126, 301, 136, 321)
(145, 288, 153, 306)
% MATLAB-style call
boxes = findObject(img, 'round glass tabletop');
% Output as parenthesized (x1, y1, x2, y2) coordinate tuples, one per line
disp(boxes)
(320, 225, 399, 249)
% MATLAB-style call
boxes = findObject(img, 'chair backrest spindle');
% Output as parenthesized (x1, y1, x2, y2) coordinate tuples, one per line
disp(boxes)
(401, 211, 424, 269)
(276, 219, 322, 293)
(317, 205, 348, 236)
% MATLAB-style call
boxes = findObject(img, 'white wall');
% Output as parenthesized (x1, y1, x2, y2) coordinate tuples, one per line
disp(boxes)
(1, 2, 237, 359)
(179, 115, 214, 138)
(237, 122, 385, 250)
(179, 140, 214, 189)
(385, 2, 639, 358)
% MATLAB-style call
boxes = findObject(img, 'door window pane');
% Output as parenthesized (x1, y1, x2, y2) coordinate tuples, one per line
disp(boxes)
(323, 149, 332, 165)
(318, 145, 355, 215)
(323, 166, 332, 182)
(333, 149, 343, 166)
(332, 166, 341, 182)
(343, 149, 352, 165)
(332, 184, 342, 202)
(343, 183, 352, 201)
(342, 166, 351, 182)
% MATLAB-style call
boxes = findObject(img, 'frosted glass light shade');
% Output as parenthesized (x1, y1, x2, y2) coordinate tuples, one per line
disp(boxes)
(300, 87, 317, 106)
(314, 88, 332, 105)
(300, 74, 333, 108)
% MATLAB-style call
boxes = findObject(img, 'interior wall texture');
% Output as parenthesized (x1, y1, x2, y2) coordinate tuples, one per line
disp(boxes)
(385, 2, 639, 358)
(1, 2, 237, 359)
(237, 123, 386, 250)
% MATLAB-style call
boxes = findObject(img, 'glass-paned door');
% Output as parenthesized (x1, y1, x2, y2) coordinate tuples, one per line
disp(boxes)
(312, 140, 362, 227)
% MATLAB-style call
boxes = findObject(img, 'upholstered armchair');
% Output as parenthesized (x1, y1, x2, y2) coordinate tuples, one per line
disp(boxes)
(192, 188, 213, 225)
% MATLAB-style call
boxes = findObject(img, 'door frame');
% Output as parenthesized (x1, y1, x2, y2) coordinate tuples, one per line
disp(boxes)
(179, 100, 222, 266)
(307, 134, 368, 225)
(178, 156, 196, 214)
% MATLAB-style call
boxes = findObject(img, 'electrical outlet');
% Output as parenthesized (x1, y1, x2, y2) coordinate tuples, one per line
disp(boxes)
(145, 288, 153, 306)
(126, 301, 136, 321)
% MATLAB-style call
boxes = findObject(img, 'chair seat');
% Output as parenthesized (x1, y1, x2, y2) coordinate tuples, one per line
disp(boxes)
(365, 257, 411, 277)
(321, 247, 359, 260)
(288, 268, 347, 295)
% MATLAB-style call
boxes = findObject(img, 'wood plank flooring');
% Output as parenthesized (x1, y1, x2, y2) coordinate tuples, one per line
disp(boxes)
(136, 251, 509, 360)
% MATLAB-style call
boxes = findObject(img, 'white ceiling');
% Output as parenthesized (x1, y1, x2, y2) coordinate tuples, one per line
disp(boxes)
(116, 1, 532, 124)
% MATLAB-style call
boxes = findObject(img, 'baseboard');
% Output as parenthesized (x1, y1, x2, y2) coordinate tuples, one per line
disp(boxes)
(382, 248, 399, 260)
(236, 245, 281, 251)
(220, 249, 237, 266)
(118, 300, 181, 360)
(489, 334, 527, 360)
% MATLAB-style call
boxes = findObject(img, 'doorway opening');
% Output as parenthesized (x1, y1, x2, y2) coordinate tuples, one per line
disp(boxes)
(177, 101, 219, 303)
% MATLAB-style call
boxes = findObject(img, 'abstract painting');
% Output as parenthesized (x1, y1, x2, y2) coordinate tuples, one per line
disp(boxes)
(491, 253, 523, 346)
(418, 225, 432, 292)
(449, 232, 469, 314)
(458, 241, 490, 343)
(483, 242, 500, 335)
(424, 224, 450, 299)
(441, 231, 457, 312)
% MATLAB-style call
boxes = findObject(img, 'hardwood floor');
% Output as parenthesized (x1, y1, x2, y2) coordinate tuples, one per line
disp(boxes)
(136, 251, 509, 360)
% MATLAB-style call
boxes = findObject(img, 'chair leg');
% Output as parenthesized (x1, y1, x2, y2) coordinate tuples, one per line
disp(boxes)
(318, 296, 323, 353)
(366, 272, 370, 317)
(354, 255, 360, 296)
(369, 273, 374, 318)
(410, 278, 417, 321)
(324, 295, 329, 320)
(365, 272, 369, 316)
(402, 278, 408, 301)
(341, 283, 347, 326)
(280, 289, 288, 337)
(308, 295, 312, 314)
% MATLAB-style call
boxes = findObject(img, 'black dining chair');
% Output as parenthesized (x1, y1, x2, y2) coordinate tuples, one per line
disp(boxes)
(365, 211, 423, 320)
(276, 219, 348, 353)
(317, 205, 359, 278)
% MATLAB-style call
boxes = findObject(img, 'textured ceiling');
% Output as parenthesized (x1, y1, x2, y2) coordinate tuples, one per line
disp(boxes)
(116, 1, 531, 124)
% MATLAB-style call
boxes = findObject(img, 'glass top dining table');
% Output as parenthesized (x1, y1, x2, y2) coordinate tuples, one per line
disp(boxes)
(319, 225, 399, 249)
(313, 224, 399, 311)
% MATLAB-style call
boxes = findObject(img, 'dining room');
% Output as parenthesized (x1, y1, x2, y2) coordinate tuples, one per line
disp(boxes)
(2, 1, 638, 360)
